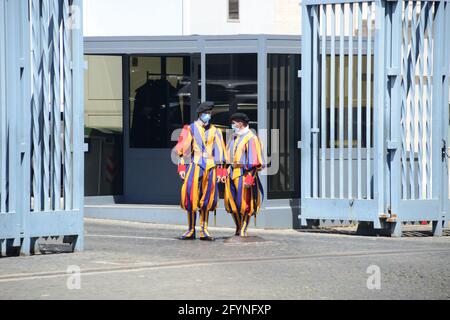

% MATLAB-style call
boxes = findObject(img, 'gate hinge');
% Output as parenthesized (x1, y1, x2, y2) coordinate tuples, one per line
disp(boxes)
(297, 141, 302, 149)
(386, 140, 398, 150)
(83, 143, 89, 153)
(297, 70, 302, 78)
(311, 128, 320, 134)
(20, 142, 26, 154)
(387, 67, 400, 77)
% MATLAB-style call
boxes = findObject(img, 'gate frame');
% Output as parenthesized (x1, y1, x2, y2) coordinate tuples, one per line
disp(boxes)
(300, 0, 387, 231)
(300, 0, 450, 236)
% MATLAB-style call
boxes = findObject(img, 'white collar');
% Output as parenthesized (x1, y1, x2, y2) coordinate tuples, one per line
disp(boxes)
(196, 119, 207, 128)
(235, 126, 250, 136)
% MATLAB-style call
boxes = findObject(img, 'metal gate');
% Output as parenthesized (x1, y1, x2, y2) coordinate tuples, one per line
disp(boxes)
(0, 0, 84, 256)
(301, 0, 450, 236)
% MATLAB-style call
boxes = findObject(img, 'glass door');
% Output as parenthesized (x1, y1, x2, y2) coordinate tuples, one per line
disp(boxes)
(124, 54, 200, 204)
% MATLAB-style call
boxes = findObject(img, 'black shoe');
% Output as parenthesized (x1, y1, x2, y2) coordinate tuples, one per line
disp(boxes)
(199, 235, 215, 241)
(179, 233, 196, 240)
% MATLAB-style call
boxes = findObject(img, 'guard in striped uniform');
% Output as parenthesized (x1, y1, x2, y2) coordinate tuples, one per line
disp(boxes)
(223, 113, 264, 237)
(175, 101, 227, 241)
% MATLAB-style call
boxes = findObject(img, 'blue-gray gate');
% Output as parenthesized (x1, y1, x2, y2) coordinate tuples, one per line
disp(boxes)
(300, 0, 450, 236)
(0, 0, 84, 256)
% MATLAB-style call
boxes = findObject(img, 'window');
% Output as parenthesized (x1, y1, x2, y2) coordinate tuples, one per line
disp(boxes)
(129, 56, 192, 148)
(228, 0, 239, 21)
(206, 53, 257, 131)
(84, 55, 124, 196)
(267, 54, 301, 199)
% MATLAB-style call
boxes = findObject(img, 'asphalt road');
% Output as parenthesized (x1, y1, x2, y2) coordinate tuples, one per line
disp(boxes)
(0, 218, 449, 299)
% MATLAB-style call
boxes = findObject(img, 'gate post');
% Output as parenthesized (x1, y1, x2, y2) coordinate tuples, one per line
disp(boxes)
(431, 1, 443, 236)
(300, 2, 313, 227)
(434, 0, 450, 236)
(385, 0, 404, 237)
(71, 0, 85, 251)
(18, 0, 32, 255)
(445, 1, 450, 231)
(373, 0, 388, 231)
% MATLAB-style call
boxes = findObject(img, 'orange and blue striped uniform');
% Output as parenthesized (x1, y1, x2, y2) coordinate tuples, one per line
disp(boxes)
(175, 121, 226, 214)
(224, 129, 264, 236)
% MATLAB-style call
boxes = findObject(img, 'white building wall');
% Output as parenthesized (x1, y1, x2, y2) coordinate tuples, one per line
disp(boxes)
(83, 0, 184, 36)
(188, 0, 275, 35)
(83, 0, 302, 37)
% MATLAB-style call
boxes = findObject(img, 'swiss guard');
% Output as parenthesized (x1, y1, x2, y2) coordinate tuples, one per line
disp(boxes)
(175, 101, 227, 241)
(224, 112, 264, 237)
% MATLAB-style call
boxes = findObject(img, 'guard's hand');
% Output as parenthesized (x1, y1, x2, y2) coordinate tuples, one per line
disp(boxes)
(243, 174, 255, 188)
(179, 171, 186, 180)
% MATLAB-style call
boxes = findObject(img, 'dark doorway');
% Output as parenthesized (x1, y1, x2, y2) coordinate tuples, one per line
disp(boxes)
(124, 54, 201, 204)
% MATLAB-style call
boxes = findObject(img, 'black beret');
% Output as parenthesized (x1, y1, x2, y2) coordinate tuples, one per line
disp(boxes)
(230, 112, 250, 124)
(196, 101, 214, 113)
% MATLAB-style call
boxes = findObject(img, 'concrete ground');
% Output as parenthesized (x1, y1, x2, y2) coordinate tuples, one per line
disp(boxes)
(0, 218, 449, 300)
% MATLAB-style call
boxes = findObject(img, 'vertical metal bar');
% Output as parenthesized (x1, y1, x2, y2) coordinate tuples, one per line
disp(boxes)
(366, 2, 372, 199)
(5, 0, 20, 214)
(401, 0, 409, 200)
(257, 35, 268, 202)
(320, 4, 327, 198)
(52, 0, 61, 211)
(284, 55, 289, 191)
(301, 3, 313, 203)
(431, 2, 444, 206)
(408, 1, 417, 200)
(424, 1, 432, 199)
(441, 1, 450, 228)
(200, 38, 206, 102)
(373, 0, 387, 227)
(276, 56, 281, 189)
(31, 0, 42, 212)
(42, 0, 51, 210)
(63, 0, 73, 210)
(432, 0, 445, 235)
(72, 0, 84, 250)
(383, 0, 393, 220)
(348, 2, 354, 199)
(417, 1, 425, 199)
(312, 6, 319, 198)
(330, 4, 336, 198)
(357, 2, 363, 199)
(0, 0, 6, 213)
(389, 0, 404, 226)
(122, 55, 130, 202)
(339, 3, 344, 199)
(19, 0, 32, 255)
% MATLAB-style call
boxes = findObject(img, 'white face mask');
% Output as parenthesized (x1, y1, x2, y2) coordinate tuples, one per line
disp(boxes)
(231, 124, 240, 133)
(200, 113, 211, 124)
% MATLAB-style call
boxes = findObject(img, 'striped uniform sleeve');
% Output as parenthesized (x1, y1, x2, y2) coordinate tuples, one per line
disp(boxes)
(245, 135, 264, 172)
(175, 125, 192, 166)
(213, 128, 227, 166)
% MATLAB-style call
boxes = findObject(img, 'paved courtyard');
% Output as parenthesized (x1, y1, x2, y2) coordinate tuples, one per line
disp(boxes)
(0, 218, 449, 300)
